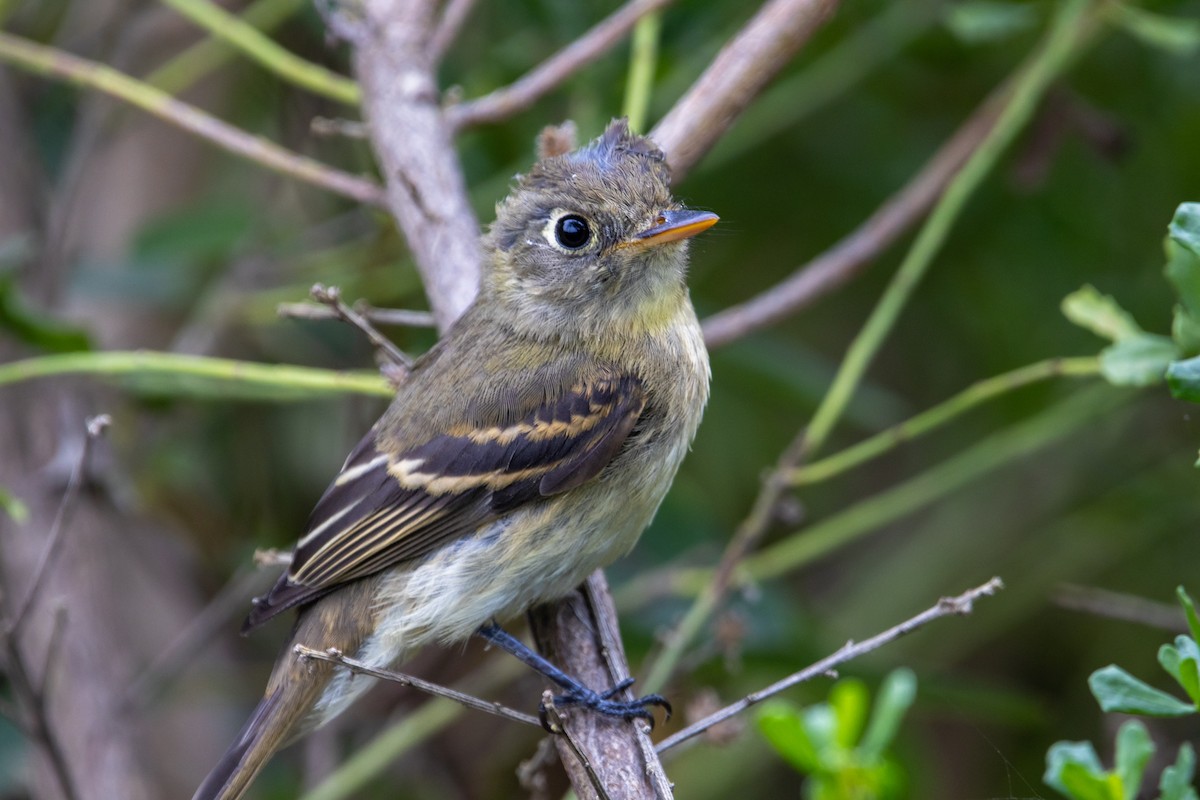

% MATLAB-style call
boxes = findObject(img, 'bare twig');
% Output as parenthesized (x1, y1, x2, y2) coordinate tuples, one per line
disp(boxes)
(7, 414, 110, 640)
(650, 0, 840, 181)
(0, 32, 387, 207)
(278, 301, 436, 329)
(428, 0, 478, 63)
(656, 577, 1006, 754)
(309, 283, 414, 370)
(701, 90, 1005, 348)
(293, 645, 541, 728)
(445, 0, 676, 130)
(253, 547, 294, 568)
(0, 416, 109, 800)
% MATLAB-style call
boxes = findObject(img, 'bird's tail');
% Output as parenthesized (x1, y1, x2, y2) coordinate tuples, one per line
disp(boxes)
(191, 687, 298, 800)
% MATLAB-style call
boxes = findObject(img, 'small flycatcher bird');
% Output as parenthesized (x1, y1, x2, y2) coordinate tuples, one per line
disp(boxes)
(194, 119, 715, 800)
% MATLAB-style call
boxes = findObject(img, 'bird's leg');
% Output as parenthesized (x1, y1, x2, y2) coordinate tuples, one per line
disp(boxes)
(475, 622, 671, 731)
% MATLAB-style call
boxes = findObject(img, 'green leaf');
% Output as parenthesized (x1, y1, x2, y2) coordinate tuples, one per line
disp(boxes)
(757, 701, 819, 772)
(829, 678, 868, 749)
(0, 271, 92, 354)
(1158, 637, 1200, 706)
(1166, 203, 1200, 354)
(1107, 5, 1200, 57)
(1113, 720, 1152, 800)
(1089, 665, 1197, 717)
(1167, 356, 1200, 403)
(1178, 587, 1200, 646)
(943, 0, 1039, 44)
(860, 668, 917, 759)
(1045, 741, 1112, 800)
(1159, 743, 1199, 800)
(1062, 285, 1144, 343)
(1099, 335, 1178, 386)
(0, 486, 28, 524)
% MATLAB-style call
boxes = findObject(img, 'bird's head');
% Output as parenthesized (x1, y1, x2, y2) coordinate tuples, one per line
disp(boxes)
(483, 119, 717, 339)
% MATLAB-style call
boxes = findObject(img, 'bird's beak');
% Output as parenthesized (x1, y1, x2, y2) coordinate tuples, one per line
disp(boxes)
(628, 209, 718, 249)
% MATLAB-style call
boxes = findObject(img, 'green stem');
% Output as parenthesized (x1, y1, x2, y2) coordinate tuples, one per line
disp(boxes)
(629, 386, 1126, 604)
(0, 351, 391, 399)
(791, 356, 1102, 485)
(147, 0, 305, 95)
(641, 1, 1100, 692)
(622, 11, 662, 133)
(159, 0, 361, 105)
(801, 0, 1095, 460)
(0, 32, 384, 205)
(745, 387, 1123, 583)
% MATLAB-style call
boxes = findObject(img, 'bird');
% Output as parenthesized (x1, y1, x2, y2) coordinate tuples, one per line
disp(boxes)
(193, 118, 716, 800)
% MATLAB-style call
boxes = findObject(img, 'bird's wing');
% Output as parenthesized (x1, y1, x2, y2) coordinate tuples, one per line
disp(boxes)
(243, 368, 645, 630)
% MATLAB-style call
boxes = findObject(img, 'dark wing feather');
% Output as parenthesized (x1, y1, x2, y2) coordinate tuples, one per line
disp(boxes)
(243, 371, 645, 631)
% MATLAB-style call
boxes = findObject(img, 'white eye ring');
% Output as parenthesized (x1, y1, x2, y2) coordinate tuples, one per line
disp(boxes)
(542, 211, 594, 253)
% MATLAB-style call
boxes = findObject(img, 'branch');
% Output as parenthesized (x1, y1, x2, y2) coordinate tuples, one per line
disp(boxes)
(650, 0, 840, 182)
(528, 575, 673, 800)
(276, 302, 436, 328)
(700, 88, 1004, 348)
(0, 32, 386, 207)
(293, 645, 541, 729)
(350, 0, 482, 328)
(427, 0, 478, 63)
(308, 283, 414, 370)
(655, 578, 1006, 754)
(445, 0, 676, 131)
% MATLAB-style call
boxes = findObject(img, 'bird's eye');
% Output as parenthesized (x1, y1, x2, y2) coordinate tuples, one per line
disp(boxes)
(554, 215, 592, 250)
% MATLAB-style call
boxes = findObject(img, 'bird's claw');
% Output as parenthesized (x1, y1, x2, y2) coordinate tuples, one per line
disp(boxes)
(538, 678, 672, 732)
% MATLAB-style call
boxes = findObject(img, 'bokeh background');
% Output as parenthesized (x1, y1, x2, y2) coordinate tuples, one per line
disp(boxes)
(1, 0, 1199, 797)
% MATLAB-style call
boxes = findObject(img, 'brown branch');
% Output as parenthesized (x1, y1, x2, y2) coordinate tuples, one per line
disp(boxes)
(351, 0, 483, 328)
(445, 0, 676, 131)
(528, 576, 673, 800)
(0, 416, 111, 800)
(650, 0, 841, 182)
(655, 577, 1006, 754)
(309, 283, 414, 370)
(428, 0, 478, 63)
(277, 301, 437, 329)
(293, 645, 542, 728)
(0, 32, 387, 208)
(700, 89, 1006, 348)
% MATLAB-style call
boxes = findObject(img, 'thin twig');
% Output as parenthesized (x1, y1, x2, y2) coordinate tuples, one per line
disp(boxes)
(700, 88, 1005, 348)
(655, 578, 1005, 754)
(650, 0, 840, 182)
(309, 284, 414, 370)
(7, 415, 109, 640)
(278, 301, 436, 328)
(0, 32, 386, 207)
(428, 0, 478, 62)
(445, 0, 676, 130)
(293, 645, 541, 728)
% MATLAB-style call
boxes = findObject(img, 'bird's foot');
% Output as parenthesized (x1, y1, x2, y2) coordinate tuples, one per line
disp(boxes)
(539, 677, 672, 731)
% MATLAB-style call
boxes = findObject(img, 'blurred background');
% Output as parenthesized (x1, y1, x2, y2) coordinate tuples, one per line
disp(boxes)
(1, 0, 1199, 797)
